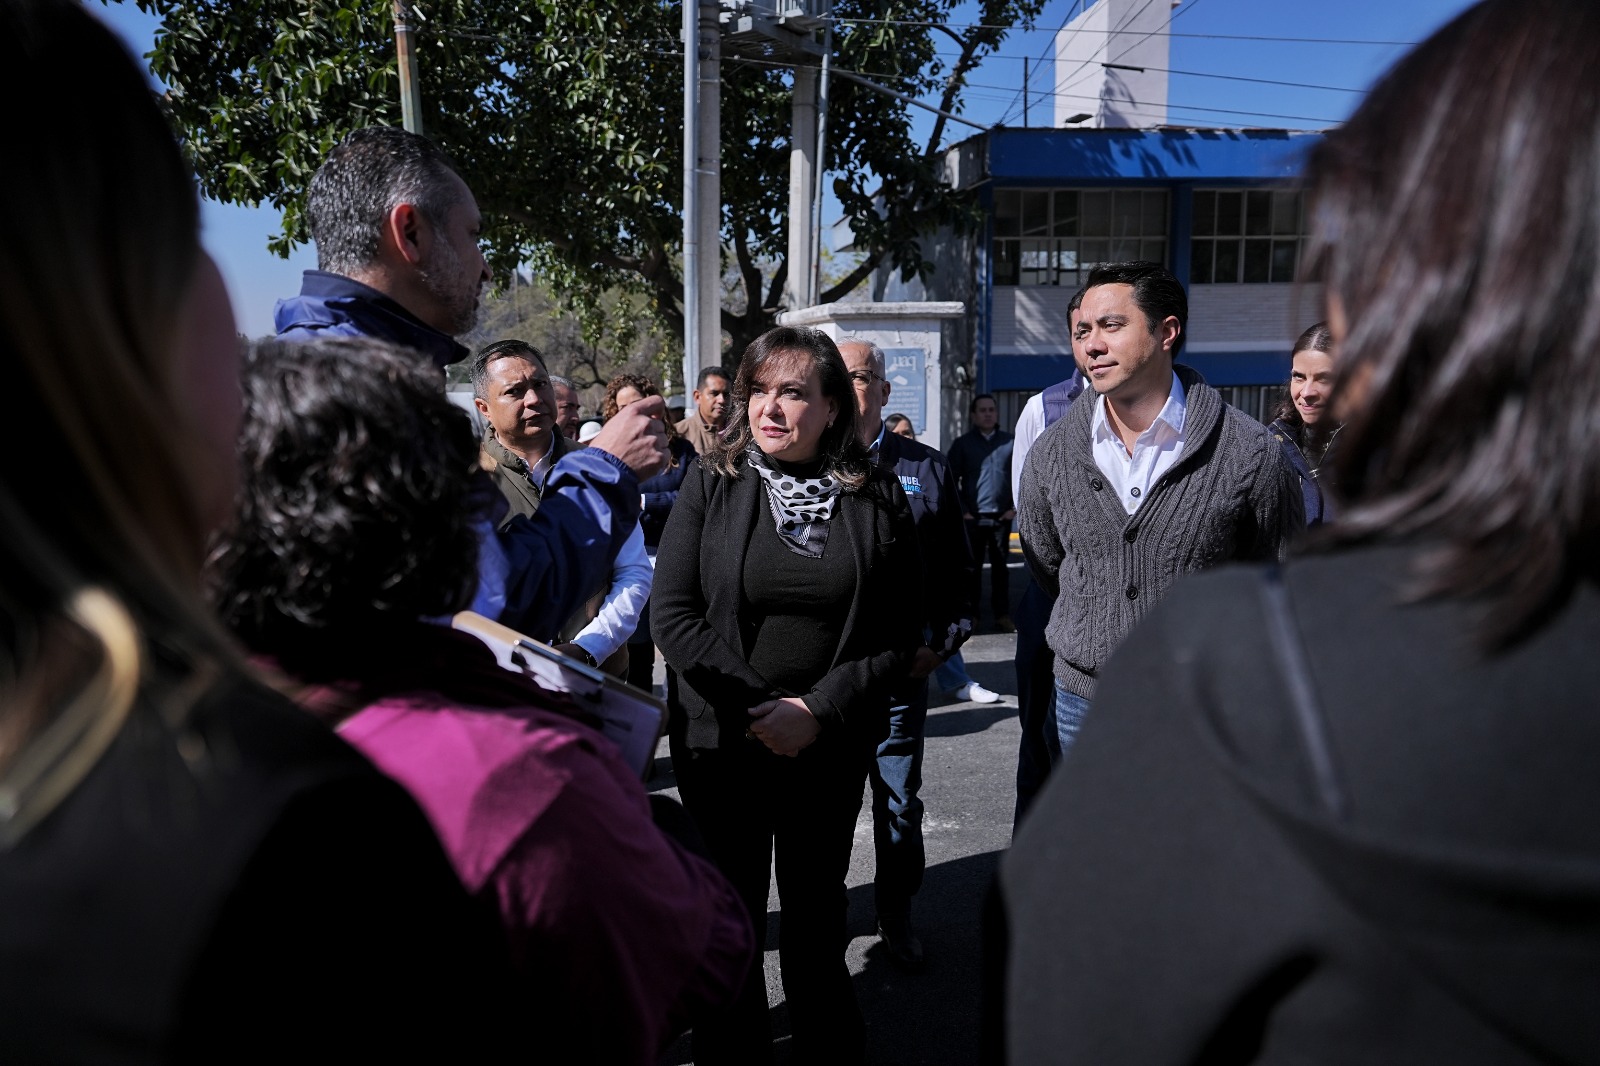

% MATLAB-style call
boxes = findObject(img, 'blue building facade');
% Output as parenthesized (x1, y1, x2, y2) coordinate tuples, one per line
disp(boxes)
(879, 127, 1327, 433)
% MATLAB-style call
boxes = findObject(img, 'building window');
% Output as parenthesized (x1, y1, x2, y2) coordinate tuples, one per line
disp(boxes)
(1190, 189, 1306, 284)
(992, 188, 1169, 287)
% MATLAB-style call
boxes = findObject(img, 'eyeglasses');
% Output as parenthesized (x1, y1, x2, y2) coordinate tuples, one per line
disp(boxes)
(848, 370, 882, 388)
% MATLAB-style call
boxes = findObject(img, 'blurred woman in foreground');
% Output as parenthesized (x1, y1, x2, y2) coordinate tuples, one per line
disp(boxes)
(0, 3, 509, 1059)
(1004, 0, 1600, 1061)
(1268, 321, 1340, 526)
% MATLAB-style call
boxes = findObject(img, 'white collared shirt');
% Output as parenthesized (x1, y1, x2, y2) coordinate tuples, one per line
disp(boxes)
(1091, 371, 1187, 515)
(527, 445, 557, 489)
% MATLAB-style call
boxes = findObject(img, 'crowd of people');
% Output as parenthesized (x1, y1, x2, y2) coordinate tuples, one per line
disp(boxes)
(2, 0, 1598, 1062)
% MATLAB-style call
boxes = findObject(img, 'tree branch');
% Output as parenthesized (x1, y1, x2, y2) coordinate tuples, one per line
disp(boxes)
(819, 246, 887, 306)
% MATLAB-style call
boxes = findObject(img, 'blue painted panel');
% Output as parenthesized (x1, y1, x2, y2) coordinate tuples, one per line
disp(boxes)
(1181, 351, 1292, 386)
(986, 354, 1078, 391)
(986, 129, 1319, 183)
(881, 348, 927, 434)
(985, 350, 1291, 391)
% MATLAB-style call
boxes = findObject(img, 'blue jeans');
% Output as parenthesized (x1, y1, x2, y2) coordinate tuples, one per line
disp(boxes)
(870, 677, 927, 919)
(934, 651, 972, 693)
(1054, 682, 1090, 759)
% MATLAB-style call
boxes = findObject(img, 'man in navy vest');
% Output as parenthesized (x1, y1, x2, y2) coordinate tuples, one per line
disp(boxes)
(839, 338, 974, 970)
(1009, 289, 1087, 824)
(274, 126, 667, 637)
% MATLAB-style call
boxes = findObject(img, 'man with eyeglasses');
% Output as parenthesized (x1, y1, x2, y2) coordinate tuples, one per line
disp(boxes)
(838, 338, 974, 971)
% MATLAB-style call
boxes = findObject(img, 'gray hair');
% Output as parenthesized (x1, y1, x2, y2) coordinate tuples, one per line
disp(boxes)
(549, 374, 578, 391)
(836, 336, 886, 376)
(305, 126, 467, 275)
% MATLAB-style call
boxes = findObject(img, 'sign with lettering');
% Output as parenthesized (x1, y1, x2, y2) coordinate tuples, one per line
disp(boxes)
(881, 347, 927, 438)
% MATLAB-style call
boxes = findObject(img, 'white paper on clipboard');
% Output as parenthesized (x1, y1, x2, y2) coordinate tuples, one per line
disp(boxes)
(451, 611, 665, 779)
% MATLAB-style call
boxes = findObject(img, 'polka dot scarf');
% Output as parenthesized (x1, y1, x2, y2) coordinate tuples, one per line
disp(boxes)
(747, 444, 843, 558)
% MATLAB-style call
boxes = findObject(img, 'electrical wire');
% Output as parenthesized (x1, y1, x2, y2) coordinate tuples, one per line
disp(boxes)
(821, 15, 1416, 45)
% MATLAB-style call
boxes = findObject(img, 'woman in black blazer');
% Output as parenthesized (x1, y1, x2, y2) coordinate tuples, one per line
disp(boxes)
(654, 326, 921, 1066)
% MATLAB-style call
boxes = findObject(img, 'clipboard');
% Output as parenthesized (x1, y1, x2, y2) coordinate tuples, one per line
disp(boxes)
(451, 611, 666, 779)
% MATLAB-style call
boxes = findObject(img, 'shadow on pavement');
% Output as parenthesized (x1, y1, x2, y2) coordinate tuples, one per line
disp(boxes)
(660, 849, 1006, 1065)
(922, 705, 1015, 739)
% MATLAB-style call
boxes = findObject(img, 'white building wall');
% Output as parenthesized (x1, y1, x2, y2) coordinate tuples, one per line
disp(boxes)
(1053, 0, 1175, 128)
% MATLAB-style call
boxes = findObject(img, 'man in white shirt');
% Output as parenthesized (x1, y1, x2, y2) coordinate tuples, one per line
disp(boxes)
(1017, 262, 1303, 757)
(1010, 289, 1087, 822)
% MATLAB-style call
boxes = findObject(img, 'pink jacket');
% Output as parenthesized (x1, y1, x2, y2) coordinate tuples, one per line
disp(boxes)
(273, 625, 752, 1064)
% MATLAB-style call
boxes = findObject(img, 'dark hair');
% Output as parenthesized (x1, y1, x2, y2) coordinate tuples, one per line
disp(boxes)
(1304, 0, 1600, 645)
(602, 372, 680, 453)
(1083, 261, 1188, 357)
(602, 372, 659, 419)
(470, 339, 547, 399)
(305, 126, 467, 275)
(208, 338, 485, 654)
(1272, 322, 1338, 440)
(696, 366, 729, 390)
(970, 393, 997, 415)
(885, 413, 914, 433)
(710, 326, 869, 489)
(1068, 286, 1086, 316)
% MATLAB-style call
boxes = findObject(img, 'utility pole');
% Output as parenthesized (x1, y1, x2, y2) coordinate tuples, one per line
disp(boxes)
(786, 63, 818, 310)
(723, 2, 831, 315)
(809, 23, 832, 307)
(682, 0, 721, 394)
(392, 1, 423, 135)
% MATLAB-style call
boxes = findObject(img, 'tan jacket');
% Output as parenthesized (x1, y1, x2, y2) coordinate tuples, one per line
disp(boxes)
(673, 415, 722, 459)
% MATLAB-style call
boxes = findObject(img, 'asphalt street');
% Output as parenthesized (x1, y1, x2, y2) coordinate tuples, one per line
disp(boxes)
(650, 558, 1031, 1065)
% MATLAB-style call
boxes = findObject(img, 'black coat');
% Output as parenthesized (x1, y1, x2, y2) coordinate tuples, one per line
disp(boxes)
(876, 430, 976, 645)
(652, 454, 922, 752)
(1001, 544, 1600, 1064)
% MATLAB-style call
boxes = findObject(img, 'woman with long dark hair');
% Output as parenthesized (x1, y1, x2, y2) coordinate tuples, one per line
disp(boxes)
(1268, 321, 1340, 525)
(1004, 1, 1600, 1061)
(0, 3, 512, 1058)
(654, 327, 921, 1065)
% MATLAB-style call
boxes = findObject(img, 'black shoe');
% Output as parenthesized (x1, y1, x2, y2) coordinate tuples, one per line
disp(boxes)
(877, 915, 925, 970)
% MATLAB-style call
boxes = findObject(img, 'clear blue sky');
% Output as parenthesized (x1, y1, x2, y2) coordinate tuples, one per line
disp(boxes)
(94, 0, 1477, 337)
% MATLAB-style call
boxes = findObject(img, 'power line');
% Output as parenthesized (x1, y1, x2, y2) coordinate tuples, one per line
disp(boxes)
(1117, 62, 1364, 94)
(969, 82, 1343, 126)
(997, 0, 1095, 130)
(823, 15, 1416, 46)
(1036, 0, 1182, 123)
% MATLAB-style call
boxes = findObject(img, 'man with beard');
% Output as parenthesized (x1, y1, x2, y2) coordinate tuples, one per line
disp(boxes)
(274, 126, 667, 640)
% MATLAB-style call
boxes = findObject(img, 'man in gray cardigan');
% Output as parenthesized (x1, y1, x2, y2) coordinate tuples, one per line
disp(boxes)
(1017, 262, 1303, 757)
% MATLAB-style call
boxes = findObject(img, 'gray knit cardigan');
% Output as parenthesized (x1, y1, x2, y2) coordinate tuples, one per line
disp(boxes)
(1017, 365, 1304, 698)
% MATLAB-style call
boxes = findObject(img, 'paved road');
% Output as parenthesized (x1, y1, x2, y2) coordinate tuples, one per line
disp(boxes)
(651, 560, 1030, 1065)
